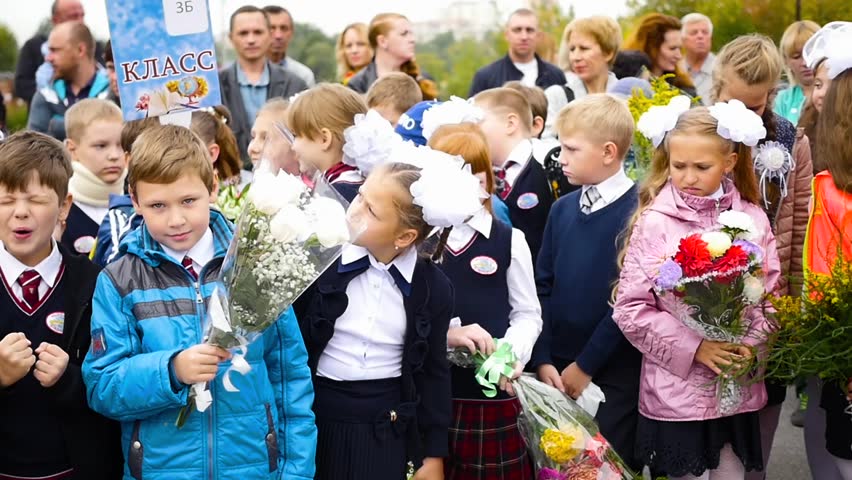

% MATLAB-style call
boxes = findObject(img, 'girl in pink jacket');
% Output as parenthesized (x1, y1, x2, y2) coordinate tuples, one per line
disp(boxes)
(613, 106, 781, 480)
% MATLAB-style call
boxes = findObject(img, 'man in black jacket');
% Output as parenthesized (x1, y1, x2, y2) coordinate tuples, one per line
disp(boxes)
(13, 0, 103, 107)
(468, 8, 565, 97)
(220, 5, 308, 169)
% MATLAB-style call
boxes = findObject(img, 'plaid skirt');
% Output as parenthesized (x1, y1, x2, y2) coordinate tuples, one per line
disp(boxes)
(445, 397, 534, 480)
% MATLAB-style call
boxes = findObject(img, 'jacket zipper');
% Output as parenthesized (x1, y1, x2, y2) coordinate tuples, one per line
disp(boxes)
(193, 264, 215, 480)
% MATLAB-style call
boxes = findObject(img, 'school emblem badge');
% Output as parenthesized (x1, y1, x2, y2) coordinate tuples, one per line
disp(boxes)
(74, 235, 96, 254)
(46, 312, 65, 334)
(517, 192, 539, 210)
(470, 256, 498, 276)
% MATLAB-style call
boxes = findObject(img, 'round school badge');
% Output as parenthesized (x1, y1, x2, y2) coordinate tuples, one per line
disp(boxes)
(470, 256, 498, 276)
(74, 235, 96, 254)
(46, 312, 65, 335)
(517, 192, 539, 210)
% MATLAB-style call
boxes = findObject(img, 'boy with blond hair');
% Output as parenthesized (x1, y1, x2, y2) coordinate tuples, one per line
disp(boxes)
(82, 124, 316, 480)
(0, 131, 122, 479)
(474, 87, 553, 263)
(531, 94, 643, 471)
(62, 98, 127, 256)
(366, 72, 423, 126)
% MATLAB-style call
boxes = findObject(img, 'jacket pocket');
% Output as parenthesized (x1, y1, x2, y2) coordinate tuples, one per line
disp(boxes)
(264, 403, 279, 473)
(128, 420, 144, 479)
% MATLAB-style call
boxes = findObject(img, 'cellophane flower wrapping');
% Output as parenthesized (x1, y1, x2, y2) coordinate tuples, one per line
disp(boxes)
(513, 375, 636, 480)
(176, 126, 354, 427)
(653, 211, 766, 415)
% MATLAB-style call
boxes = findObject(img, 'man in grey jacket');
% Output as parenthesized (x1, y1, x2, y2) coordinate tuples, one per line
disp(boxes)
(220, 5, 308, 168)
(263, 5, 316, 87)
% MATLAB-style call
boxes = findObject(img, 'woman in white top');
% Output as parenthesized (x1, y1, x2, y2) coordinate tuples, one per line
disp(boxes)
(543, 16, 622, 139)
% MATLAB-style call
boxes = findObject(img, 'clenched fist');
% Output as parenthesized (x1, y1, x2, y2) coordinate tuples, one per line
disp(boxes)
(34, 342, 69, 388)
(172, 344, 232, 385)
(0, 332, 36, 387)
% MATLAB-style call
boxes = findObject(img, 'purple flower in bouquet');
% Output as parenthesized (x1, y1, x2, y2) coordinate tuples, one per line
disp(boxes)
(538, 467, 567, 480)
(733, 239, 763, 262)
(656, 259, 683, 290)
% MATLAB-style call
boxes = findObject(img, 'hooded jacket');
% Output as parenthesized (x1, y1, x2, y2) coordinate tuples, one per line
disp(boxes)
(82, 210, 316, 480)
(613, 179, 781, 421)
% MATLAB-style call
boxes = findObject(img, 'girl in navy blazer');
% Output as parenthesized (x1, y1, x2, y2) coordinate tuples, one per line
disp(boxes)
(295, 151, 484, 479)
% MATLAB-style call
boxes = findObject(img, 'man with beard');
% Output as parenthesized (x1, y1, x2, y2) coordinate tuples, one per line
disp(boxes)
(26, 22, 110, 141)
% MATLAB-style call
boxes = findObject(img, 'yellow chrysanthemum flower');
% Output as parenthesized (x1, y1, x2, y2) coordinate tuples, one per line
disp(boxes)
(539, 428, 582, 464)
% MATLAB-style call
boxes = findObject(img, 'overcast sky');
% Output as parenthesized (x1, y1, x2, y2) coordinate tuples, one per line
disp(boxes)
(7, 0, 630, 44)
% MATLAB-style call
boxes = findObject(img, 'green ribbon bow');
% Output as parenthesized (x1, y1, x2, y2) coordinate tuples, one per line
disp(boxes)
(474, 339, 517, 398)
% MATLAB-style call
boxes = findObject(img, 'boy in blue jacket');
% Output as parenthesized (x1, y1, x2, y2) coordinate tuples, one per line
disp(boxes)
(82, 124, 316, 480)
(531, 95, 642, 471)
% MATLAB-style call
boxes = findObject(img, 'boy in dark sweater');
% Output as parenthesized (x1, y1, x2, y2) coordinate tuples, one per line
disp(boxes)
(530, 94, 643, 471)
(474, 87, 555, 265)
(0, 131, 122, 479)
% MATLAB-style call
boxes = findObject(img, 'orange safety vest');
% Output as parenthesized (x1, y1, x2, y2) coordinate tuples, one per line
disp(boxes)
(804, 171, 852, 276)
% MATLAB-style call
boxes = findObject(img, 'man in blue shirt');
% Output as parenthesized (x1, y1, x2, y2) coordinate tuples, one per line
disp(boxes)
(219, 6, 308, 168)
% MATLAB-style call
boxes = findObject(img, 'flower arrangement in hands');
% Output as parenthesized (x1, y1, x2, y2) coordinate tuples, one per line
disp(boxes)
(654, 210, 767, 414)
(176, 126, 356, 427)
(513, 375, 637, 480)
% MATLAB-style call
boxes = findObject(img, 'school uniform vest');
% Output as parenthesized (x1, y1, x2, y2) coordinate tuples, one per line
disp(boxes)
(440, 220, 513, 399)
(61, 202, 99, 256)
(0, 266, 70, 476)
(504, 158, 553, 265)
(327, 163, 363, 204)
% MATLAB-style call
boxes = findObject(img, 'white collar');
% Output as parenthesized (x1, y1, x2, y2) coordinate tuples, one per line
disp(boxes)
(161, 228, 215, 267)
(448, 208, 492, 249)
(341, 243, 417, 283)
(0, 240, 63, 288)
(505, 139, 533, 168)
(709, 183, 725, 200)
(582, 168, 634, 204)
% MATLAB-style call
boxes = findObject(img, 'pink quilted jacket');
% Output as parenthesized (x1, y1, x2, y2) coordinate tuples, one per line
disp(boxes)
(613, 179, 781, 421)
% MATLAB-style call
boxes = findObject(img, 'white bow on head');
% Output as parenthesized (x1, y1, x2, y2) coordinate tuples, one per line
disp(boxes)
(637, 95, 692, 148)
(341, 109, 403, 176)
(803, 21, 852, 79)
(708, 100, 766, 147)
(420, 96, 485, 142)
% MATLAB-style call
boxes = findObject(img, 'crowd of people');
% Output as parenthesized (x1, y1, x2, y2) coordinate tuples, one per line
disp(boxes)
(1, 1, 851, 480)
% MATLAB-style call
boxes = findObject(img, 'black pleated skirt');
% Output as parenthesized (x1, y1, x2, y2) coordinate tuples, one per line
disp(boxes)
(314, 376, 414, 480)
(635, 411, 763, 477)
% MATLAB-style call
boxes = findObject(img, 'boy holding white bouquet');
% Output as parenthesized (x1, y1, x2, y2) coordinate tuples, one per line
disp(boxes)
(82, 125, 316, 480)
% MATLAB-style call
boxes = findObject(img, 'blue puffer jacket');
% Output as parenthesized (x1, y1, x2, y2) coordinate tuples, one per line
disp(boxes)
(82, 210, 316, 480)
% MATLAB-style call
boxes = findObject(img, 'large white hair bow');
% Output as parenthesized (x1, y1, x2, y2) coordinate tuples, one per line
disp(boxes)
(803, 22, 852, 79)
(708, 100, 767, 147)
(637, 95, 692, 148)
(392, 141, 485, 228)
(342, 109, 402, 176)
(420, 96, 485, 142)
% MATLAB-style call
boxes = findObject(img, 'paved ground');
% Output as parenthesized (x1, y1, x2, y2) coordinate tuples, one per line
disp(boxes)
(766, 389, 809, 480)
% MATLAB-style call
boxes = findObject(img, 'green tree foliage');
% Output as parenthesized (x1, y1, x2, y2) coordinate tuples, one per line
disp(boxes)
(288, 23, 338, 83)
(0, 23, 18, 71)
(622, 0, 852, 50)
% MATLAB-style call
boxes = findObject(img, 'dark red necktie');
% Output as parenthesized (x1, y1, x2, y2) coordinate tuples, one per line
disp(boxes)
(17, 270, 41, 309)
(182, 256, 198, 280)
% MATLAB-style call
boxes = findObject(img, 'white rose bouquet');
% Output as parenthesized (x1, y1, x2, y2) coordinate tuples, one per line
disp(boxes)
(176, 126, 354, 427)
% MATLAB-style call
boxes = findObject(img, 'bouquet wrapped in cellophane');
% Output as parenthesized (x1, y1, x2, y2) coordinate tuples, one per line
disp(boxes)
(176, 124, 354, 427)
(652, 210, 766, 415)
(514, 375, 636, 480)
